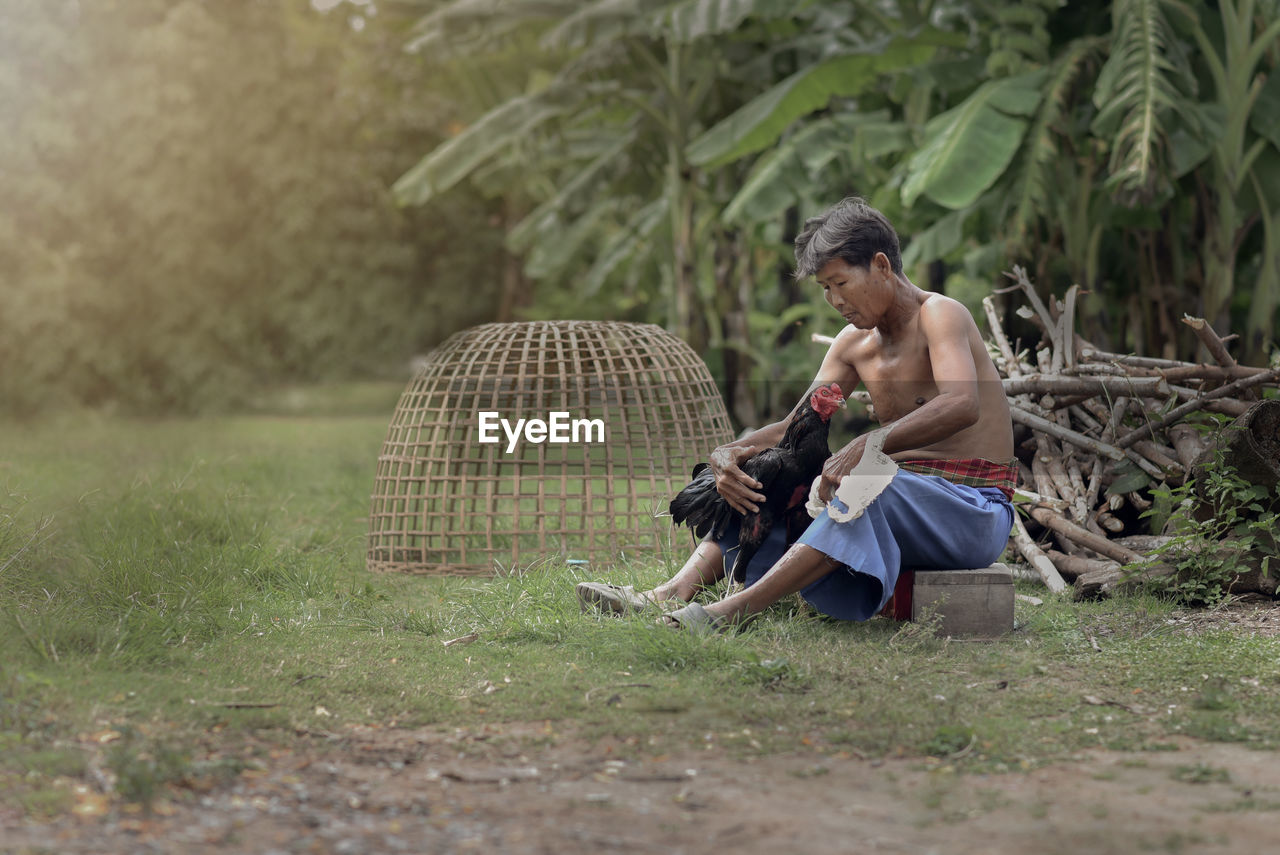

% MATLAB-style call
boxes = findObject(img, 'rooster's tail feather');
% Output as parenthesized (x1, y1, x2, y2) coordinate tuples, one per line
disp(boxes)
(669, 465, 735, 540)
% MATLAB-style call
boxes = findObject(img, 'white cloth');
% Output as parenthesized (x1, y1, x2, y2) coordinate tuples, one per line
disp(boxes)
(806, 426, 898, 523)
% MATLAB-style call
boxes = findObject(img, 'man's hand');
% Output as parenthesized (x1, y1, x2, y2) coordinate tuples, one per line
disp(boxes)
(817, 435, 867, 503)
(709, 445, 765, 514)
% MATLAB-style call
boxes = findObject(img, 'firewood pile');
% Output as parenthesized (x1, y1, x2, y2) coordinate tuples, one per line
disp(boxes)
(987, 266, 1280, 599)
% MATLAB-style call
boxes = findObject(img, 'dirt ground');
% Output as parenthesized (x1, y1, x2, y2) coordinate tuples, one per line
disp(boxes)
(5, 721, 1280, 855)
(7, 600, 1280, 854)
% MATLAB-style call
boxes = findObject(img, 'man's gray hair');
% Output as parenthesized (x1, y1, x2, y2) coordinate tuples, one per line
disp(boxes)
(793, 196, 903, 279)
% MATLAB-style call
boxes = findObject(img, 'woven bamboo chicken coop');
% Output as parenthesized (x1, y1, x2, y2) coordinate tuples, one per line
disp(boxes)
(367, 320, 733, 575)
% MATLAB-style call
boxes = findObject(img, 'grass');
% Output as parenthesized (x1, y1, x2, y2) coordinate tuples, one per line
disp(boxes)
(3, 382, 1280, 816)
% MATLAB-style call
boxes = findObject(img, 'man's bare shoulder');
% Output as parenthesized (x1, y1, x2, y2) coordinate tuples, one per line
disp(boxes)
(918, 293, 977, 325)
(832, 323, 875, 347)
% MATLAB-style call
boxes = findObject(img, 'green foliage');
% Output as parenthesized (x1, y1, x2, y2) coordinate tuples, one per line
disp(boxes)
(982, 0, 1057, 78)
(395, 0, 1279, 428)
(1131, 450, 1279, 606)
(1004, 36, 1106, 242)
(687, 29, 961, 168)
(901, 70, 1047, 210)
(1090, 0, 1195, 203)
(723, 111, 909, 225)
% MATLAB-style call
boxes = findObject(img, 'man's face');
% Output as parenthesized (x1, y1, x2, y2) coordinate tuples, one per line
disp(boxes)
(816, 256, 891, 329)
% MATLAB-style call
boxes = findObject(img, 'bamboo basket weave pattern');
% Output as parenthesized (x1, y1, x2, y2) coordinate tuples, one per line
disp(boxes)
(367, 320, 733, 575)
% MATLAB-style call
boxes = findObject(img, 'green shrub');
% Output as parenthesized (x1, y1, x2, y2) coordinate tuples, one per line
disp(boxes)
(1132, 450, 1278, 605)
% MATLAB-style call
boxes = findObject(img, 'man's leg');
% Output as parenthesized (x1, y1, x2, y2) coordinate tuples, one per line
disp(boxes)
(646, 538, 727, 602)
(697, 542, 841, 622)
(580, 537, 730, 613)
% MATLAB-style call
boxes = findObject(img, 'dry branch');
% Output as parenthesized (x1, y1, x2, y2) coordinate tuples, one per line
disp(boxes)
(1003, 375, 1171, 398)
(982, 296, 1023, 379)
(1011, 514, 1068, 593)
(1169, 385, 1251, 417)
(1181, 315, 1237, 369)
(1081, 348, 1268, 379)
(1010, 405, 1125, 460)
(1116, 369, 1280, 447)
(1045, 549, 1119, 581)
(1027, 507, 1144, 564)
(1014, 488, 1070, 511)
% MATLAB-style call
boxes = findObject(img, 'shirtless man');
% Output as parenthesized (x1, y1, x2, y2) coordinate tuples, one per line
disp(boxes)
(578, 197, 1016, 629)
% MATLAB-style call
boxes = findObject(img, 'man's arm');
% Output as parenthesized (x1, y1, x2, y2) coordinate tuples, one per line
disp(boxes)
(712, 328, 861, 513)
(879, 298, 981, 454)
(818, 299, 979, 499)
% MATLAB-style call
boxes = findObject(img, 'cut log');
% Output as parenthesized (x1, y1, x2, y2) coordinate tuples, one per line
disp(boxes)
(1006, 266, 1058, 353)
(1127, 491, 1153, 512)
(1124, 447, 1167, 480)
(1132, 439, 1181, 471)
(1187, 400, 1280, 514)
(1078, 348, 1261, 374)
(1085, 456, 1104, 509)
(1003, 375, 1171, 398)
(1036, 434, 1083, 522)
(1030, 451, 1058, 501)
(1073, 562, 1175, 599)
(1159, 366, 1267, 383)
(1045, 549, 1119, 581)
(1095, 510, 1124, 532)
(1066, 455, 1088, 505)
(1057, 284, 1080, 373)
(1131, 440, 1185, 483)
(1010, 514, 1068, 593)
(1074, 362, 1138, 377)
(1028, 507, 1144, 564)
(1069, 405, 1104, 434)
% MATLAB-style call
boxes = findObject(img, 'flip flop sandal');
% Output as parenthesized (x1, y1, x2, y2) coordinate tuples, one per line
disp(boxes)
(660, 602, 757, 634)
(575, 582, 681, 616)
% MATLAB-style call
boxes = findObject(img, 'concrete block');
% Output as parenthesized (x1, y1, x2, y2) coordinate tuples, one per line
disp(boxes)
(910, 563, 1014, 637)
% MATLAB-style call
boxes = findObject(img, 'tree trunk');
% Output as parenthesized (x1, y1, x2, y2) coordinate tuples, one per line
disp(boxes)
(496, 201, 531, 322)
(1189, 399, 1280, 514)
(1201, 191, 1239, 334)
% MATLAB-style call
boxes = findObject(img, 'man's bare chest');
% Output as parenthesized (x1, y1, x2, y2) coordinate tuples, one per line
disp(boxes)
(852, 343, 938, 421)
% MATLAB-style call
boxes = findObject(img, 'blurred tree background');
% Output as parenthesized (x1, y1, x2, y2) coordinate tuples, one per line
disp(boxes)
(0, 0, 505, 414)
(4, 0, 1278, 423)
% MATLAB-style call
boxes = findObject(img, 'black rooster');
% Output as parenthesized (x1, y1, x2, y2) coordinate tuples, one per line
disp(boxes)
(669, 383, 846, 582)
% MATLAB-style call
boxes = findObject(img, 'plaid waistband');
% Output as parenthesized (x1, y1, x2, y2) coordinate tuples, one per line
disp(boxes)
(896, 457, 1019, 500)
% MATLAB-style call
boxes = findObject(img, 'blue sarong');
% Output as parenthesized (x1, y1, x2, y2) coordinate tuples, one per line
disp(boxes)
(715, 470, 1014, 622)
